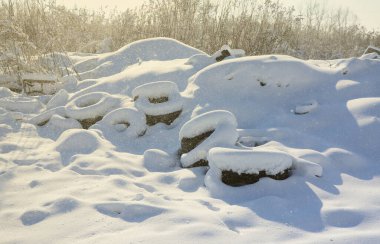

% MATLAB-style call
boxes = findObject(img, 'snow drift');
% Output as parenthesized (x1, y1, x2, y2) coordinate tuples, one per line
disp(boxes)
(1, 38, 380, 243)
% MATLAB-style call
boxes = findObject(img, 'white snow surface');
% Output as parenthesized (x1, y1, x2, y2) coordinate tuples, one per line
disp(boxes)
(1, 38, 380, 243)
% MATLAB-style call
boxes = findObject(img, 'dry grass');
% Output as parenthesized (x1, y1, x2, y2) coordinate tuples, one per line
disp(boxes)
(0, 0, 379, 74)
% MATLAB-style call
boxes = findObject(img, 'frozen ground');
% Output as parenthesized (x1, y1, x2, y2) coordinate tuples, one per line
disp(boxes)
(1, 38, 380, 243)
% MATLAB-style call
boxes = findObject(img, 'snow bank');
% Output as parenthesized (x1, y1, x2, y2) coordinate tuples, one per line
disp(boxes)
(208, 147, 293, 175)
(179, 110, 239, 167)
(75, 38, 205, 79)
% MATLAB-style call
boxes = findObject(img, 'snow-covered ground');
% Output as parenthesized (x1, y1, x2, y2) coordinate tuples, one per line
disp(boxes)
(1, 37, 380, 243)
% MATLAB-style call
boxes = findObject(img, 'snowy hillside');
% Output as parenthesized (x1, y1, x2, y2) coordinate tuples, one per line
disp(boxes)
(1, 38, 380, 243)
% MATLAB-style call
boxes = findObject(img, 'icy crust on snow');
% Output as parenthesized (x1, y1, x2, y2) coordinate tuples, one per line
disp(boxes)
(92, 107, 146, 137)
(133, 81, 183, 116)
(74, 37, 205, 79)
(180, 110, 239, 167)
(65, 92, 119, 120)
(208, 147, 293, 175)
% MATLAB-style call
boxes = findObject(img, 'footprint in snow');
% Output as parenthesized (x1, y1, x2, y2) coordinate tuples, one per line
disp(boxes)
(324, 209, 364, 228)
(20, 197, 79, 226)
(20, 210, 50, 226)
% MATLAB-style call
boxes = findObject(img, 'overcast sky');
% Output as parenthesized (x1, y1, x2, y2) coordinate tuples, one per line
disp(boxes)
(57, 0, 380, 31)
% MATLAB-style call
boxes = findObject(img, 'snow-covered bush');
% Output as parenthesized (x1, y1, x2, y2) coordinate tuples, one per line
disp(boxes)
(133, 81, 183, 126)
(179, 110, 239, 168)
(208, 147, 293, 187)
(65, 92, 119, 129)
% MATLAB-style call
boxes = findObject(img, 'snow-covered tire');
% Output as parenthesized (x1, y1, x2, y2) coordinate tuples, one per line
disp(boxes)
(96, 108, 147, 137)
(132, 81, 183, 126)
(29, 106, 67, 126)
(46, 89, 69, 109)
(208, 147, 292, 187)
(179, 110, 239, 168)
(66, 92, 119, 129)
(46, 114, 82, 130)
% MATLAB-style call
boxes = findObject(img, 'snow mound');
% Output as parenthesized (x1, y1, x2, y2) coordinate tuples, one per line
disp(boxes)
(54, 129, 112, 165)
(184, 55, 331, 127)
(133, 81, 183, 116)
(55, 129, 102, 153)
(185, 54, 215, 68)
(66, 92, 119, 120)
(143, 149, 177, 172)
(208, 147, 293, 175)
(75, 37, 205, 79)
(92, 107, 146, 137)
(179, 110, 239, 167)
(0, 87, 14, 98)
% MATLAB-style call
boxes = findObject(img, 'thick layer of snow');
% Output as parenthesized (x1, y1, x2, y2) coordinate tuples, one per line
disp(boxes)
(132, 80, 179, 99)
(74, 37, 205, 79)
(180, 110, 239, 167)
(66, 92, 119, 120)
(208, 147, 293, 175)
(1, 38, 380, 243)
